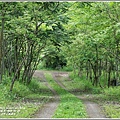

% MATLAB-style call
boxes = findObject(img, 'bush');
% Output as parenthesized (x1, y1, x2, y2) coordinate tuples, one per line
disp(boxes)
(68, 72, 102, 94)
(61, 66, 73, 71)
(28, 79, 40, 93)
(92, 87, 102, 94)
(12, 81, 31, 98)
(2, 75, 11, 85)
(103, 86, 120, 101)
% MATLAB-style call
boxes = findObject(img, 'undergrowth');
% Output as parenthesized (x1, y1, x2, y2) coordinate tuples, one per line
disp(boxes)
(104, 105, 120, 118)
(103, 87, 120, 101)
(0, 75, 51, 118)
(68, 72, 120, 118)
(65, 72, 102, 94)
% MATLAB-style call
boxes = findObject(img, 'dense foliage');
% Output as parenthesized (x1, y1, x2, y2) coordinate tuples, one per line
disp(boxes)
(62, 2, 120, 88)
(0, 2, 69, 91)
(0, 2, 120, 91)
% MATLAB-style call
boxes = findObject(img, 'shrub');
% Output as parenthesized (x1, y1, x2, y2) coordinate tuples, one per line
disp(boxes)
(103, 86, 120, 101)
(28, 79, 40, 93)
(68, 72, 102, 94)
(12, 81, 31, 98)
(61, 66, 73, 71)
(92, 87, 102, 94)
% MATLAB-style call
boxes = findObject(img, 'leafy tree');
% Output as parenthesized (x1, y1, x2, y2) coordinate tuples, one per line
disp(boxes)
(0, 2, 70, 91)
(62, 2, 120, 87)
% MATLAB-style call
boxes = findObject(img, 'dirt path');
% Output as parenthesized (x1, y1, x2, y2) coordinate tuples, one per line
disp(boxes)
(33, 70, 59, 118)
(33, 70, 106, 118)
(76, 96, 106, 118)
(51, 71, 106, 118)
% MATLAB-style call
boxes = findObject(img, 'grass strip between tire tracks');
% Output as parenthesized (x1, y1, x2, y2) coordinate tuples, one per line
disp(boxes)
(45, 72, 87, 118)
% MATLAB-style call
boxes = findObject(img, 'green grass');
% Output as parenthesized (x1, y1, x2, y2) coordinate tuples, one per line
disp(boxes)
(1, 70, 119, 118)
(59, 66, 73, 72)
(0, 75, 52, 118)
(100, 86, 120, 118)
(104, 105, 120, 118)
(45, 72, 87, 118)
(0, 103, 40, 118)
(37, 63, 73, 72)
(103, 87, 120, 101)
(65, 72, 120, 118)
(62, 72, 102, 94)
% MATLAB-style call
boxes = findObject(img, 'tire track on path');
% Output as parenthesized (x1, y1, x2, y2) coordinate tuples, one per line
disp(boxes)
(33, 70, 60, 118)
(51, 71, 106, 118)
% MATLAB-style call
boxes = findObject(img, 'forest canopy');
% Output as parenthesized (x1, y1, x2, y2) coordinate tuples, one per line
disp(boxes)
(0, 2, 120, 91)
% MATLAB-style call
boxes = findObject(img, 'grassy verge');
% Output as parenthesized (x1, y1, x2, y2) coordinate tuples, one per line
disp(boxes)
(63, 72, 120, 118)
(37, 63, 73, 72)
(103, 104, 120, 118)
(45, 72, 87, 118)
(62, 73, 102, 94)
(101, 87, 120, 118)
(0, 76, 52, 118)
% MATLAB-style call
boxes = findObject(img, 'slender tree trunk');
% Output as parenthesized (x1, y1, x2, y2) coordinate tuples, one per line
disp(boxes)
(0, 11, 5, 82)
(95, 44, 99, 86)
(10, 57, 26, 91)
(0, 33, 2, 82)
(108, 63, 111, 88)
(88, 61, 92, 82)
(116, 39, 119, 84)
(105, 58, 108, 86)
(86, 61, 89, 79)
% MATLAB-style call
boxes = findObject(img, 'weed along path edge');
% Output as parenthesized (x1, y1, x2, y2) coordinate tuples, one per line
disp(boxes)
(45, 71, 87, 118)
(51, 71, 106, 118)
(33, 70, 106, 118)
(33, 70, 60, 118)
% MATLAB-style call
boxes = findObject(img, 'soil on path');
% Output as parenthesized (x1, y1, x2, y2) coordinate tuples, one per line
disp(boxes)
(51, 71, 106, 118)
(33, 70, 106, 118)
(33, 70, 59, 118)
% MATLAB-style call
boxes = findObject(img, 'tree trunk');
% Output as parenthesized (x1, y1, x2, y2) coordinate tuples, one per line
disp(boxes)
(108, 63, 111, 88)
(0, 11, 5, 82)
(0, 33, 2, 82)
